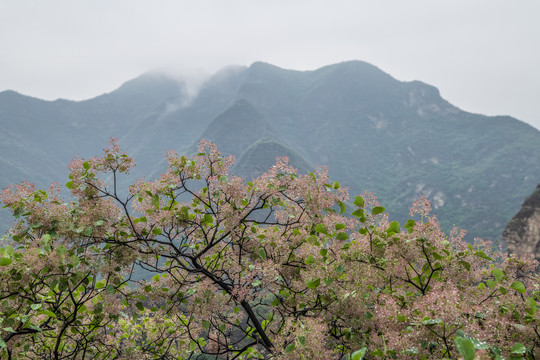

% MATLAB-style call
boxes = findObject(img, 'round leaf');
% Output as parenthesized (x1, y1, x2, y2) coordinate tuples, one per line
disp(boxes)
(351, 348, 367, 360)
(306, 278, 321, 289)
(135, 301, 145, 312)
(338, 201, 346, 214)
(353, 196, 364, 207)
(455, 337, 476, 360)
(510, 343, 526, 354)
(510, 281, 526, 294)
(315, 223, 327, 234)
(285, 343, 296, 353)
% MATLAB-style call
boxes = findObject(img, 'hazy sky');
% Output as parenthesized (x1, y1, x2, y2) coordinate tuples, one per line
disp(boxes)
(1, 1, 539, 129)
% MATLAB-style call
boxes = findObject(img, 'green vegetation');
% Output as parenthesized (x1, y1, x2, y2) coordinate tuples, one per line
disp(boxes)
(1, 141, 538, 358)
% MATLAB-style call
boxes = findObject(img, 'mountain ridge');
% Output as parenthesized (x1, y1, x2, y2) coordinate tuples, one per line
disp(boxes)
(1, 60, 539, 245)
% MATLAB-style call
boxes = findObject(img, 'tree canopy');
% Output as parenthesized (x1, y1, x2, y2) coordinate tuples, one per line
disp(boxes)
(1, 139, 538, 359)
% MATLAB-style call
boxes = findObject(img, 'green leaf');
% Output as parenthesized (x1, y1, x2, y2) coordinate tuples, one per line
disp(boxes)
(30, 303, 42, 311)
(315, 223, 327, 234)
(69, 255, 80, 267)
(94, 219, 104, 226)
(297, 335, 306, 345)
(510, 343, 526, 354)
(189, 340, 197, 351)
(336, 232, 349, 240)
(0, 257, 12, 266)
(371, 206, 385, 215)
(526, 297, 537, 314)
(203, 213, 213, 224)
(338, 200, 346, 214)
(152, 194, 160, 208)
(285, 342, 296, 353)
(387, 221, 400, 235)
(455, 337, 476, 360)
(259, 248, 266, 260)
(83, 227, 92, 236)
(28, 324, 42, 332)
(404, 219, 416, 233)
(304, 255, 316, 265)
(152, 227, 162, 235)
(353, 196, 364, 207)
(134, 216, 147, 223)
(351, 348, 367, 360)
(306, 278, 321, 289)
(65, 181, 74, 189)
(83, 161, 91, 170)
(422, 318, 442, 325)
(38, 310, 57, 318)
(0, 339, 7, 348)
(135, 302, 145, 312)
(474, 250, 493, 261)
(492, 268, 503, 282)
(486, 279, 497, 289)
(510, 281, 526, 294)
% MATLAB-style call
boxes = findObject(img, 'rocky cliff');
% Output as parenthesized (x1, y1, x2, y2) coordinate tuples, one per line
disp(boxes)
(503, 184, 540, 269)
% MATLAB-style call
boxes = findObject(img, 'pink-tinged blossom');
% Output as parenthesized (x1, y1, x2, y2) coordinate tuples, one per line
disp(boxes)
(2, 140, 539, 359)
(410, 194, 432, 217)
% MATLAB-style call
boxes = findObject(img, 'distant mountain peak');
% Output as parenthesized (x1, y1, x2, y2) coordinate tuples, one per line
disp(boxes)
(106, 72, 186, 99)
(195, 98, 275, 157)
(0, 89, 48, 103)
(233, 138, 313, 180)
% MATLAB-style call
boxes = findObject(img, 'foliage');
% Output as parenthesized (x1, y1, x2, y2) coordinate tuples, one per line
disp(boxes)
(1, 139, 539, 359)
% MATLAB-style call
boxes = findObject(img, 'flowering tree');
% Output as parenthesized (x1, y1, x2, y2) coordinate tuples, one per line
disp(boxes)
(1, 139, 538, 359)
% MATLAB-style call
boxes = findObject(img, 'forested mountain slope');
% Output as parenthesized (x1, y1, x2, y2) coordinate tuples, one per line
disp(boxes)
(2, 60, 539, 242)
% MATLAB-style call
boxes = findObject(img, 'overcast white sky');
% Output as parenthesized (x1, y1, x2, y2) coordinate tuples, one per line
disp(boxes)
(1, 0, 539, 129)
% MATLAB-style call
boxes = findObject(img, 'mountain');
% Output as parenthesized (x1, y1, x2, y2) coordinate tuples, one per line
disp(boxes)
(195, 98, 275, 157)
(1, 60, 540, 244)
(503, 184, 540, 269)
(234, 138, 313, 181)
